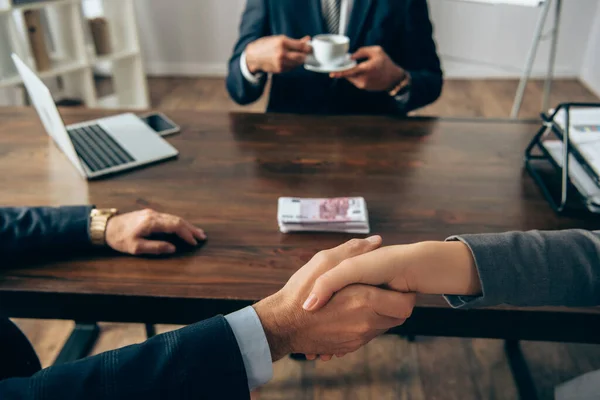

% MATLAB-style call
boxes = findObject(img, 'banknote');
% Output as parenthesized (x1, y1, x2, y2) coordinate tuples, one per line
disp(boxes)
(278, 197, 368, 223)
(278, 197, 370, 233)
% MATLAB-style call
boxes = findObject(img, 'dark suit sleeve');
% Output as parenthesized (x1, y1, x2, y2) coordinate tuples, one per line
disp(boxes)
(400, 0, 443, 112)
(0, 206, 93, 260)
(226, 0, 270, 105)
(0, 316, 250, 400)
(445, 230, 600, 308)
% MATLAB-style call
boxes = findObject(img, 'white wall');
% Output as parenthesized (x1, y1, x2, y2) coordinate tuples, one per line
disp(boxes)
(133, 0, 247, 76)
(133, 0, 598, 79)
(581, 3, 600, 96)
(0, 15, 20, 106)
(430, 0, 598, 78)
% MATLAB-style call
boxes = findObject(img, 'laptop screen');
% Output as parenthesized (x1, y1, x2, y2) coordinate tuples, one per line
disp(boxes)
(11, 54, 85, 176)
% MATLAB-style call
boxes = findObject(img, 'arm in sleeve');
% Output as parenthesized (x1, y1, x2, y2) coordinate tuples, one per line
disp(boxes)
(444, 230, 600, 309)
(0, 316, 250, 400)
(399, 0, 443, 112)
(225, 306, 273, 391)
(226, 0, 270, 105)
(0, 206, 93, 260)
(240, 51, 264, 85)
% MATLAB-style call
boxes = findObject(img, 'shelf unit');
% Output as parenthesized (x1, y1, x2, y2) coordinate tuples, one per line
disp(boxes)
(0, 0, 149, 108)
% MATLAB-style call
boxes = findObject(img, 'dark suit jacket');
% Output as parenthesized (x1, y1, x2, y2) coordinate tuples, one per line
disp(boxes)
(227, 0, 443, 115)
(0, 207, 250, 399)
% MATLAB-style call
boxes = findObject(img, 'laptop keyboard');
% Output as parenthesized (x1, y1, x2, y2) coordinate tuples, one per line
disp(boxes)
(67, 124, 135, 173)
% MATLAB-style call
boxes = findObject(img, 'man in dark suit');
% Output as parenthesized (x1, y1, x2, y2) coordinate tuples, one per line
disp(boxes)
(0, 206, 415, 399)
(227, 0, 443, 115)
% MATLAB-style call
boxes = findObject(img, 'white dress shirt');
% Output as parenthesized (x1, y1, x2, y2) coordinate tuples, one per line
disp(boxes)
(224, 306, 273, 390)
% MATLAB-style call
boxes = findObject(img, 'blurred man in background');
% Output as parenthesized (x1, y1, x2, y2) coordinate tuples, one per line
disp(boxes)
(227, 0, 443, 115)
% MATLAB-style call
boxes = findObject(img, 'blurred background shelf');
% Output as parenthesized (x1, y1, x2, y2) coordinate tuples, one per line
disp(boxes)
(92, 48, 138, 64)
(96, 92, 117, 108)
(0, 75, 20, 87)
(11, 0, 76, 12)
(0, 59, 86, 88)
(0, 0, 148, 108)
(0, 0, 12, 13)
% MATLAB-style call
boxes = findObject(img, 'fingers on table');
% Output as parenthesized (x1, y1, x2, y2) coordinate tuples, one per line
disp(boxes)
(133, 239, 176, 255)
(149, 214, 206, 245)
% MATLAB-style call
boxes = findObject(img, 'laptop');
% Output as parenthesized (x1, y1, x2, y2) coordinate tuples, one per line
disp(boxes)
(11, 53, 178, 179)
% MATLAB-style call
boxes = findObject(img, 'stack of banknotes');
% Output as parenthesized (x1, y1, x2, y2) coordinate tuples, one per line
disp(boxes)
(277, 197, 370, 234)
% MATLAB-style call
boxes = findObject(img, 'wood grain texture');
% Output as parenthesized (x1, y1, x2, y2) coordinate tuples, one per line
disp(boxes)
(8, 78, 600, 400)
(414, 79, 600, 119)
(137, 77, 599, 119)
(3, 108, 600, 341)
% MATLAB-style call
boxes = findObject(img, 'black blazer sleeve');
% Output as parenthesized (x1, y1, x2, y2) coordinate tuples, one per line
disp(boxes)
(0, 206, 93, 261)
(226, 0, 270, 105)
(401, 0, 443, 112)
(0, 315, 250, 400)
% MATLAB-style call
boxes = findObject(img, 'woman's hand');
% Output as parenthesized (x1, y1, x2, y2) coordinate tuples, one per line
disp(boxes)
(303, 241, 481, 312)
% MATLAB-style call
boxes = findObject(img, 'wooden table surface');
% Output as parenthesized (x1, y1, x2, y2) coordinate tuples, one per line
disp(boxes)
(1, 108, 599, 342)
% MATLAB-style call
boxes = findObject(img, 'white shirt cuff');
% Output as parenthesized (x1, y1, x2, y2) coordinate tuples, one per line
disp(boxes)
(240, 51, 263, 85)
(224, 306, 273, 390)
(393, 89, 411, 108)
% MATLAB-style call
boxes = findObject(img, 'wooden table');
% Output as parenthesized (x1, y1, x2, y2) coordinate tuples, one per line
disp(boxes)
(1, 108, 599, 345)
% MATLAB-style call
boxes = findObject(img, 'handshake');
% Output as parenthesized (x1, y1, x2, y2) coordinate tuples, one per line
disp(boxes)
(252, 235, 481, 362)
(100, 209, 480, 363)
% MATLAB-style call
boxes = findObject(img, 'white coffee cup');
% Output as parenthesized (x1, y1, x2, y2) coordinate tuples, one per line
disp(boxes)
(310, 34, 350, 66)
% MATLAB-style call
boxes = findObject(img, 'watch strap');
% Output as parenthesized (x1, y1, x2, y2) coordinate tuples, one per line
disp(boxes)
(389, 71, 411, 97)
(90, 208, 118, 246)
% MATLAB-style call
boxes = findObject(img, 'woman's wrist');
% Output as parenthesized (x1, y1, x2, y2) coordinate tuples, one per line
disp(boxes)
(408, 241, 482, 296)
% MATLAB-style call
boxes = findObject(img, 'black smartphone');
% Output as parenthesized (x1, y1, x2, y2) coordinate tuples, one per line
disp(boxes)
(139, 112, 180, 137)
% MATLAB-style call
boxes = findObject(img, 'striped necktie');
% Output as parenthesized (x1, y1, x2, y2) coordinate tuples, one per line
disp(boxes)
(322, 0, 342, 34)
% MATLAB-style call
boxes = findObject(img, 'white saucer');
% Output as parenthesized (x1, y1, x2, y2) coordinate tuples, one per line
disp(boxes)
(304, 54, 357, 73)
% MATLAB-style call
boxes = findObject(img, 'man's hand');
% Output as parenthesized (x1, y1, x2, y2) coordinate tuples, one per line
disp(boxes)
(252, 236, 416, 362)
(303, 241, 482, 312)
(105, 209, 206, 255)
(330, 46, 406, 92)
(245, 35, 311, 74)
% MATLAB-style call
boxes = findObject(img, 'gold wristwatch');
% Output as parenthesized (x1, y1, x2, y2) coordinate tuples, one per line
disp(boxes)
(388, 71, 412, 98)
(89, 208, 119, 246)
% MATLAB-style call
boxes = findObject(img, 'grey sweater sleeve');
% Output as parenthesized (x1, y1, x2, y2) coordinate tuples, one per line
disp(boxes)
(443, 230, 600, 309)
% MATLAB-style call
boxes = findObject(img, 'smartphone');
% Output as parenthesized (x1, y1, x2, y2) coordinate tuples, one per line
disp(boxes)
(139, 112, 180, 137)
